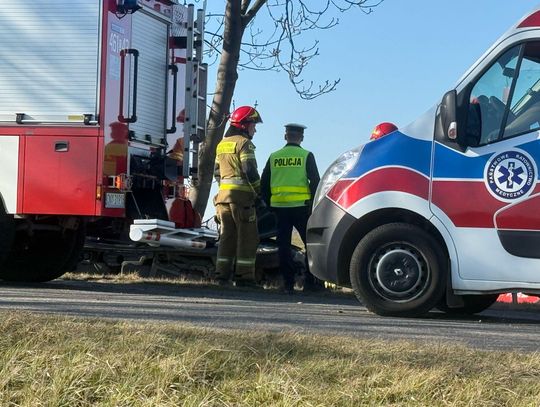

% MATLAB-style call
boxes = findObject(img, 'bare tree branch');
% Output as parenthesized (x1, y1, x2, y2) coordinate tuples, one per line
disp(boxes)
(243, 0, 267, 26)
(240, 0, 252, 15)
(203, 0, 383, 100)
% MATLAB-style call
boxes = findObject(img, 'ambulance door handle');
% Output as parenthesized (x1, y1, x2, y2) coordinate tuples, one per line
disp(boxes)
(118, 48, 139, 124)
(167, 64, 178, 134)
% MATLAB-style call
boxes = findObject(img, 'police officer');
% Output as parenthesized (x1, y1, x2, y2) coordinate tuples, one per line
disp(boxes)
(214, 106, 263, 285)
(261, 123, 321, 294)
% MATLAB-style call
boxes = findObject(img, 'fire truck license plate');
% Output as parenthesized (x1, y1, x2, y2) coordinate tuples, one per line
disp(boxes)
(105, 192, 125, 209)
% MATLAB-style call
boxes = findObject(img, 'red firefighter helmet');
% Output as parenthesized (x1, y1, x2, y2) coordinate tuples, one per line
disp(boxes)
(230, 106, 263, 130)
(370, 122, 398, 140)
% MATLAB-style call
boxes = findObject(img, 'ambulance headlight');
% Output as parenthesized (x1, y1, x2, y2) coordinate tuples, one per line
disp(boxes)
(313, 145, 364, 208)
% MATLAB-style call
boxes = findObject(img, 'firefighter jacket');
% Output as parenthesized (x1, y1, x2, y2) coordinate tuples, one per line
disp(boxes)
(214, 134, 260, 204)
(261, 143, 320, 208)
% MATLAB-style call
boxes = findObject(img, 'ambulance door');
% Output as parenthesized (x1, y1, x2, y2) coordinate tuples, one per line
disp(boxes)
(431, 40, 540, 283)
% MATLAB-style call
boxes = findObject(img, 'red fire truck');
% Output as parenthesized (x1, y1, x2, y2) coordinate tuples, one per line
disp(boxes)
(0, 0, 213, 281)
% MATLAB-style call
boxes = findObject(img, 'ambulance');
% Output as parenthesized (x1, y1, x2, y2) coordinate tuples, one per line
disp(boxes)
(307, 7, 540, 316)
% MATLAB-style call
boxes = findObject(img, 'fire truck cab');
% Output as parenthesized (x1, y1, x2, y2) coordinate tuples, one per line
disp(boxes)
(0, 0, 206, 281)
(307, 7, 540, 316)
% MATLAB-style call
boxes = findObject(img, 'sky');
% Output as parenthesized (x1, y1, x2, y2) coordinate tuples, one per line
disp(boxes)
(200, 0, 540, 215)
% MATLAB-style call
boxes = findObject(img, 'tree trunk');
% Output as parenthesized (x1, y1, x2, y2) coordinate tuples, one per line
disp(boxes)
(190, 1, 245, 217)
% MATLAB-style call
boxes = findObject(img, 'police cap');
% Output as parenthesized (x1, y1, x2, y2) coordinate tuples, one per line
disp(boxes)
(285, 123, 307, 134)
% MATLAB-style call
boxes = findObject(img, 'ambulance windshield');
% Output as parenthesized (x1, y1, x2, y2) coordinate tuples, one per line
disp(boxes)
(466, 41, 540, 145)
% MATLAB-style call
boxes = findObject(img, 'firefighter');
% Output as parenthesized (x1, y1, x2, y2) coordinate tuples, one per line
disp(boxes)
(261, 123, 322, 294)
(214, 105, 263, 285)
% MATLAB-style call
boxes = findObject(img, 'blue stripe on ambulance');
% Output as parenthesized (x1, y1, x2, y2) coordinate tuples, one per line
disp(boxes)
(433, 139, 540, 179)
(347, 132, 431, 178)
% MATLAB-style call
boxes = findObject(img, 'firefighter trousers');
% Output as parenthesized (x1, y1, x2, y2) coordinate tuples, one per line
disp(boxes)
(215, 202, 259, 281)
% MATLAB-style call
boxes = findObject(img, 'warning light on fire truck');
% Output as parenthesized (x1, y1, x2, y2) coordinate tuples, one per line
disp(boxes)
(117, 0, 141, 15)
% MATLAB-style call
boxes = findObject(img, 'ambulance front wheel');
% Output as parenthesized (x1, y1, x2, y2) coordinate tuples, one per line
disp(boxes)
(349, 223, 447, 317)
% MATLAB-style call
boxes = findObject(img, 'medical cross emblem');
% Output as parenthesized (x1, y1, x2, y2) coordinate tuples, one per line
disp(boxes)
(484, 150, 536, 202)
(497, 161, 525, 189)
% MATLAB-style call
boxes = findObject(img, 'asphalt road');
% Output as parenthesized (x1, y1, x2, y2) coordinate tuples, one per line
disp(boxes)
(0, 280, 539, 352)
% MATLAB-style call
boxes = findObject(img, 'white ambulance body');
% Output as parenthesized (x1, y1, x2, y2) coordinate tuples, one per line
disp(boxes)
(307, 7, 540, 316)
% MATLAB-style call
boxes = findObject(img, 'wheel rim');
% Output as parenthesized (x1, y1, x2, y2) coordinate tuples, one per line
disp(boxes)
(368, 243, 430, 302)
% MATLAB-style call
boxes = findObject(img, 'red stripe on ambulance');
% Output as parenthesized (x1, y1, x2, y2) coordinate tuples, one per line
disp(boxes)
(495, 194, 540, 230)
(334, 168, 429, 209)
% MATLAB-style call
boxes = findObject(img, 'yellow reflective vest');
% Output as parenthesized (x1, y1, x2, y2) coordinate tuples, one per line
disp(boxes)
(269, 145, 311, 207)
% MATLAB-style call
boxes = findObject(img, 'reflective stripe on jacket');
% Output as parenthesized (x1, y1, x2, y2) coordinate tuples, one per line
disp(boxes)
(214, 135, 260, 204)
(269, 145, 311, 207)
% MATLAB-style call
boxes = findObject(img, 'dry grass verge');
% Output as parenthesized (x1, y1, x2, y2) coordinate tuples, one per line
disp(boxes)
(62, 271, 199, 286)
(1, 311, 540, 406)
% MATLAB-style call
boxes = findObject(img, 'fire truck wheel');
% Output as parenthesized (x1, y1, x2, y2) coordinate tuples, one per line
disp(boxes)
(59, 222, 87, 274)
(0, 212, 15, 266)
(0, 220, 86, 283)
(436, 294, 499, 315)
(349, 223, 447, 317)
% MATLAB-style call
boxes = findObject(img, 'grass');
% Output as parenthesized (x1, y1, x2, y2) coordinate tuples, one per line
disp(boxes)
(1, 312, 540, 406)
(62, 271, 200, 286)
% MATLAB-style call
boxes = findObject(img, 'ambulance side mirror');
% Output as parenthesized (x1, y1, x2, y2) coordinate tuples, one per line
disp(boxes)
(440, 90, 458, 140)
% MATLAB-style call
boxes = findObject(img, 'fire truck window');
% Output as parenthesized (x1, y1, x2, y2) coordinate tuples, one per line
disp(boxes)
(503, 42, 540, 139)
(467, 46, 520, 145)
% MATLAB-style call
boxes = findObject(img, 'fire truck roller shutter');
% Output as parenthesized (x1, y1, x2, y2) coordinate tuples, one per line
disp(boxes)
(0, 0, 100, 123)
(129, 11, 169, 142)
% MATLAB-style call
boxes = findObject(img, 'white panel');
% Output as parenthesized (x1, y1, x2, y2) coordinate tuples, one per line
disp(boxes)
(0, 137, 19, 214)
(430, 200, 540, 285)
(130, 12, 168, 141)
(400, 106, 437, 141)
(450, 227, 540, 284)
(0, 1, 101, 122)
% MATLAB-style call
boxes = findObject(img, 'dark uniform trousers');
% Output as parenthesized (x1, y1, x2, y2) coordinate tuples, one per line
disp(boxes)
(215, 202, 260, 281)
(273, 205, 315, 289)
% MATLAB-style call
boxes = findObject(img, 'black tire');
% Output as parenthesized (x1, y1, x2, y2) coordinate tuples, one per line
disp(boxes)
(256, 245, 305, 287)
(350, 223, 447, 317)
(0, 211, 15, 266)
(59, 222, 87, 273)
(0, 219, 86, 282)
(437, 294, 499, 315)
